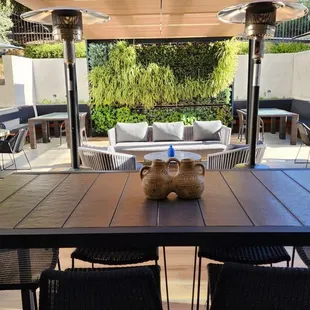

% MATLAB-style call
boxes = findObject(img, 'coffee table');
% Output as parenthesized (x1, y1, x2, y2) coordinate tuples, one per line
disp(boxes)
(144, 151, 201, 162)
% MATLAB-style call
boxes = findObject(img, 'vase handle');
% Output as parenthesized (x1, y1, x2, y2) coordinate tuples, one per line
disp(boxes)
(195, 163, 205, 176)
(140, 166, 150, 180)
(167, 158, 180, 174)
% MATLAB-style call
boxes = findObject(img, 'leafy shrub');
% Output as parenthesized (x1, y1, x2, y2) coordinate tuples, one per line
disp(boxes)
(89, 41, 178, 108)
(24, 42, 86, 58)
(91, 105, 232, 135)
(136, 41, 238, 85)
(267, 42, 310, 53)
(0, 2, 13, 43)
(88, 43, 110, 68)
(236, 42, 249, 55)
(89, 40, 237, 108)
(136, 42, 219, 82)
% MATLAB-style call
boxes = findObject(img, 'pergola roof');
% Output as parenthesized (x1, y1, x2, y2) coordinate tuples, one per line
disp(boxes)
(16, 0, 247, 39)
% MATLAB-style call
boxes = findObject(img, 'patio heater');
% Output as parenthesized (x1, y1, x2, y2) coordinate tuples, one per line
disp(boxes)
(218, 1, 307, 168)
(21, 8, 110, 169)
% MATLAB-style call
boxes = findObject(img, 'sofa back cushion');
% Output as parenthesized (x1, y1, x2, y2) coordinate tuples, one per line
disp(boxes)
(153, 122, 184, 141)
(0, 118, 20, 130)
(116, 122, 148, 143)
(193, 120, 222, 141)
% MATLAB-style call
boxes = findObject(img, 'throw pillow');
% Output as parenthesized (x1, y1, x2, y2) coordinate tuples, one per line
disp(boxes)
(116, 122, 148, 143)
(153, 122, 184, 141)
(193, 120, 222, 141)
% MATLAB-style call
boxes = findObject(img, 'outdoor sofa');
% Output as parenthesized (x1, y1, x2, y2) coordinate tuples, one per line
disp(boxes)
(108, 121, 231, 160)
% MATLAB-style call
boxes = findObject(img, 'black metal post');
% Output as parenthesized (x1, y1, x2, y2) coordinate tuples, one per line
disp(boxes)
(18, 249, 36, 310)
(248, 39, 264, 168)
(246, 38, 255, 144)
(230, 81, 235, 130)
(64, 40, 80, 169)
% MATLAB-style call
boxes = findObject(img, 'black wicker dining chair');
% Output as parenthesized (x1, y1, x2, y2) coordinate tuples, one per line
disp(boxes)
(71, 247, 170, 309)
(0, 248, 59, 310)
(39, 266, 163, 310)
(192, 245, 291, 310)
(0, 128, 31, 170)
(208, 263, 310, 310)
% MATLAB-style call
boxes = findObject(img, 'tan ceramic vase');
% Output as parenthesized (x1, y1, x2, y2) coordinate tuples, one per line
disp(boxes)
(173, 159, 205, 199)
(140, 159, 174, 200)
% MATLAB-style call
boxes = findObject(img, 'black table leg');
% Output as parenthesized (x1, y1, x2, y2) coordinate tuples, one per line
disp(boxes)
(21, 289, 36, 310)
(54, 122, 60, 138)
(42, 121, 50, 143)
(271, 117, 276, 134)
(279, 116, 287, 139)
(18, 249, 36, 310)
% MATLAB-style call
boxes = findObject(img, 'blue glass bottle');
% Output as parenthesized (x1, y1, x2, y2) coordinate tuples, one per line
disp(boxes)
(168, 145, 175, 157)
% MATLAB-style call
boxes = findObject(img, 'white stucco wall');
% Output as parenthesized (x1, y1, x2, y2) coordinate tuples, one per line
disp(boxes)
(32, 58, 89, 103)
(0, 55, 34, 108)
(11, 56, 34, 106)
(0, 56, 89, 108)
(292, 51, 310, 100)
(0, 51, 310, 108)
(234, 53, 294, 100)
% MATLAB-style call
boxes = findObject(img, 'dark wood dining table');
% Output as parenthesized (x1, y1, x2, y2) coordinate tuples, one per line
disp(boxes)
(1, 169, 310, 310)
(1, 169, 310, 249)
(28, 112, 87, 149)
(239, 108, 299, 145)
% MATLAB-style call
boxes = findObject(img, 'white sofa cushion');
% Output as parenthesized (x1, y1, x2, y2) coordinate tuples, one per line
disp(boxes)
(193, 120, 222, 141)
(153, 122, 184, 141)
(116, 122, 148, 143)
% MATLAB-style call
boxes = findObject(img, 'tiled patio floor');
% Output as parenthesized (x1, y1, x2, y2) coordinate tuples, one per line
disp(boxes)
(0, 132, 309, 309)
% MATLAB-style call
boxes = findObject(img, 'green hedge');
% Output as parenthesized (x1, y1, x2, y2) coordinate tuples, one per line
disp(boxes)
(24, 42, 86, 58)
(267, 42, 310, 53)
(91, 105, 232, 135)
(237, 41, 310, 55)
(135, 42, 224, 82)
(88, 43, 111, 68)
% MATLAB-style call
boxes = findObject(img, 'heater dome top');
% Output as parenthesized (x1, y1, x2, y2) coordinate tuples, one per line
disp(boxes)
(21, 7, 110, 26)
(217, 1, 308, 24)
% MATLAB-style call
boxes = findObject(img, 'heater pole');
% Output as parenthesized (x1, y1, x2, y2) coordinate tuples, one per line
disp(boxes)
(248, 39, 264, 167)
(246, 38, 255, 143)
(63, 40, 80, 169)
